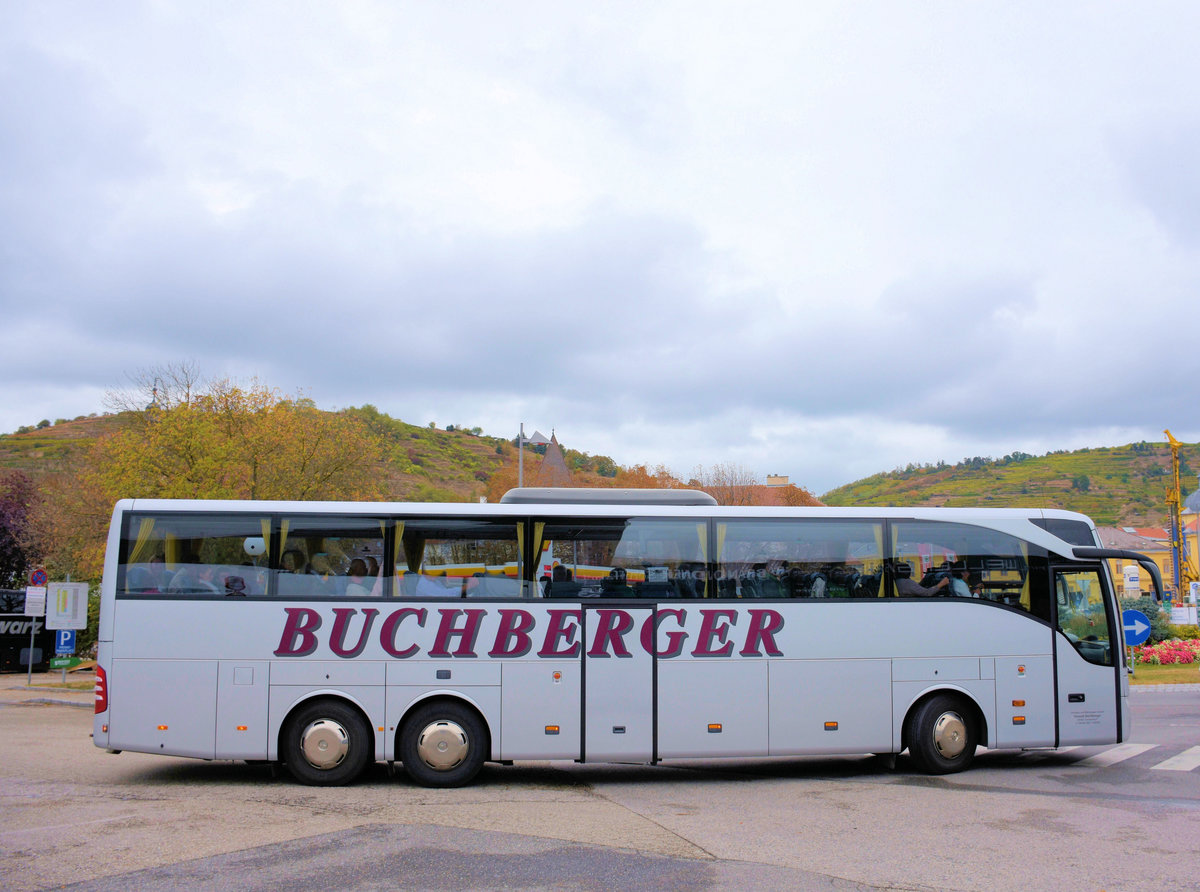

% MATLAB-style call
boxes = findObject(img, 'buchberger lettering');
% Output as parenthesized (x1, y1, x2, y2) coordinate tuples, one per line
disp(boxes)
(274, 606, 785, 660)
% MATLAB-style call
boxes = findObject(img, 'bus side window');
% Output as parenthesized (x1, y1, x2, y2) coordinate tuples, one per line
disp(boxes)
(716, 519, 884, 599)
(1055, 568, 1112, 666)
(120, 513, 271, 598)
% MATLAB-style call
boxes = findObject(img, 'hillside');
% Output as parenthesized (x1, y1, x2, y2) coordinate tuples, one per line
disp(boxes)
(0, 410, 514, 502)
(821, 441, 1200, 527)
(0, 409, 627, 504)
(5, 415, 1196, 526)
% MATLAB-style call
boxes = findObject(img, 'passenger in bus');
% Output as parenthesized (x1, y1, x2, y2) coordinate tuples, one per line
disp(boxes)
(344, 559, 373, 597)
(280, 549, 305, 574)
(147, 554, 170, 592)
(600, 568, 635, 597)
(168, 561, 221, 594)
(893, 562, 949, 597)
(949, 563, 974, 598)
(401, 570, 457, 598)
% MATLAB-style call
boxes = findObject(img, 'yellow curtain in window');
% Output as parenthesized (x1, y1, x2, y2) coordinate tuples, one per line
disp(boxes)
(875, 524, 885, 597)
(1019, 541, 1030, 610)
(393, 522, 404, 573)
(128, 518, 157, 566)
(528, 522, 544, 577)
(702, 523, 713, 598)
(165, 534, 179, 568)
(261, 519, 272, 562)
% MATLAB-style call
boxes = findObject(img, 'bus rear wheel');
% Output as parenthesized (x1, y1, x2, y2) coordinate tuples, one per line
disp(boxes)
(400, 701, 487, 788)
(906, 693, 977, 774)
(283, 700, 371, 786)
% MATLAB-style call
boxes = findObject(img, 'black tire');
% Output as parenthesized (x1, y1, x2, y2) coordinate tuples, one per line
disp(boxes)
(400, 701, 488, 788)
(906, 694, 977, 774)
(283, 700, 372, 786)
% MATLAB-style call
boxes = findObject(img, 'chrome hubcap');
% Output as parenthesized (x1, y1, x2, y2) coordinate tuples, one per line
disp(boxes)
(416, 720, 469, 771)
(300, 719, 350, 770)
(932, 711, 967, 759)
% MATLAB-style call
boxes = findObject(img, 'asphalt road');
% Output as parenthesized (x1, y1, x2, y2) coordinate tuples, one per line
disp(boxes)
(3, 674, 1199, 892)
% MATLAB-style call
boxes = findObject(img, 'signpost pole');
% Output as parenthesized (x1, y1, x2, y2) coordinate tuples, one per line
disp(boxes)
(26, 617, 34, 687)
(60, 573, 69, 683)
(25, 568, 48, 686)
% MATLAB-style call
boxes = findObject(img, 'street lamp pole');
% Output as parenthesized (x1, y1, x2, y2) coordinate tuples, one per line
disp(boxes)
(518, 422, 525, 489)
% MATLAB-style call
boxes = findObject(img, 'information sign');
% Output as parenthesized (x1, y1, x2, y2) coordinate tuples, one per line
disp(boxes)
(1122, 609, 1152, 647)
(46, 582, 89, 631)
(55, 630, 76, 655)
(23, 586, 47, 617)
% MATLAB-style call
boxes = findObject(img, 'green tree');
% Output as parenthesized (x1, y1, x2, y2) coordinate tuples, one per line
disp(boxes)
(30, 368, 387, 582)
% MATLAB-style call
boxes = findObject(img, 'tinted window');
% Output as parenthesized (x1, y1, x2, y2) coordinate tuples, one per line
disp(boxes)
(716, 519, 885, 598)
(891, 520, 1051, 621)
(276, 516, 386, 597)
(120, 513, 272, 597)
(1055, 568, 1113, 665)
(393, 518, 525, 599)
(539, 518, 709, 598)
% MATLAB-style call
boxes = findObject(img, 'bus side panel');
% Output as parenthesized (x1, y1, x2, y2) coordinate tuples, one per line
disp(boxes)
(109, 658, 218, 758)
(93, 640, 111, 749)
(769, 659, 891, 755)
(1055, 642, 1119, 745)
(500, 661, 581, 760)
(268, 684, 386, 762)
(583, 606, 654, 762)
(658, 660, 767, 758)
(384, 685, 502, 762)
(216, 661, 269, 760)
(994, 655, 1055, 748)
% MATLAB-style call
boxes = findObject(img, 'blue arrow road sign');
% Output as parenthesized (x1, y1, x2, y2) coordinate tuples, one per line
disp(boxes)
(54, 630, 76, 655)
(1122, 609, 1151, 647)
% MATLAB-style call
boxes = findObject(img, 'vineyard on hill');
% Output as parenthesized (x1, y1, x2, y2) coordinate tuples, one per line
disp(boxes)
(820, 441, 1199, 528)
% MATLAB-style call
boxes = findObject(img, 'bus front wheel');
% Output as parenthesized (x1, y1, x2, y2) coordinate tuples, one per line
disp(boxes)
(400, 701, 487, 788)
(283, 700, 372, 786)
(906, 693, 977, 774)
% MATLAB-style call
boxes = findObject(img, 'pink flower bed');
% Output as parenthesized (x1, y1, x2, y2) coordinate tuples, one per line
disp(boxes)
(1135, 639, 1200, 665)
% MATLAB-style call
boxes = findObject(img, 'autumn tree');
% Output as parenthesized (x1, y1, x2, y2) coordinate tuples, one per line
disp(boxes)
(30, 368, 387, 581)
(91, 376, 386, 501)
(689, 462, 761, 506)
(614, 464, 683, 489)
(0, 471, 36, 587)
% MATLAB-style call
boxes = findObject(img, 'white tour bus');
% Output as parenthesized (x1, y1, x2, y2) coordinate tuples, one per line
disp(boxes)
(92, 488, 1162, 787)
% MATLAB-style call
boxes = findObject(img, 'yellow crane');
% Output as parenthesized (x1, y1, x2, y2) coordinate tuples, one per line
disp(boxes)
(1164, 429, 1198, 598)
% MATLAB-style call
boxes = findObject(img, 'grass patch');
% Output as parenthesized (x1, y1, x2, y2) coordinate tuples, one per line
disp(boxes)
(1128, 662, 1199, 685)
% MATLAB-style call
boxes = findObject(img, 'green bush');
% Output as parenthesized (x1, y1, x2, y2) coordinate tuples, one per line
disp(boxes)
(1167, 623, 1200, 640)
(1121, 596, 1172, 642)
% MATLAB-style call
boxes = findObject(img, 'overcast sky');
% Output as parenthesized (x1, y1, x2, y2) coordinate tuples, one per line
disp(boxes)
(3, 2, 1198, 495)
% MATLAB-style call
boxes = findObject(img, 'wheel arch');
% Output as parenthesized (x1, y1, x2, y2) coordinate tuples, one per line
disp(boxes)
(394, 693, 494, 760)
(276, 691, 377, 765)
(900, 685, 989, 754)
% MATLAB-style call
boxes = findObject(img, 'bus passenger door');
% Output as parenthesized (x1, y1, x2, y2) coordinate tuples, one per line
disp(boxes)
(1053, 565, 1119, 745)
(583, 606, 654, 762)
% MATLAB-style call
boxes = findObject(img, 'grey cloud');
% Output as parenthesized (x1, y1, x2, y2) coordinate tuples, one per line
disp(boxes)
(1118, 122, 1200, 247)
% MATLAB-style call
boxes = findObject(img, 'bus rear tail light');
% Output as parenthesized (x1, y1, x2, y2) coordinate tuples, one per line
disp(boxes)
(94, 666, 108, 714)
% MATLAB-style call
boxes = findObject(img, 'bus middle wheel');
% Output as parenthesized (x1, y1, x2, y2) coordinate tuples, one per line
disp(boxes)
(400, 701, 487, 788)
(283, 699, 371, 786)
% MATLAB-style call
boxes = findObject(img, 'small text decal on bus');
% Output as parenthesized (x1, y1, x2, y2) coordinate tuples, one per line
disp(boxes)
(273, 606, 786, 660)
